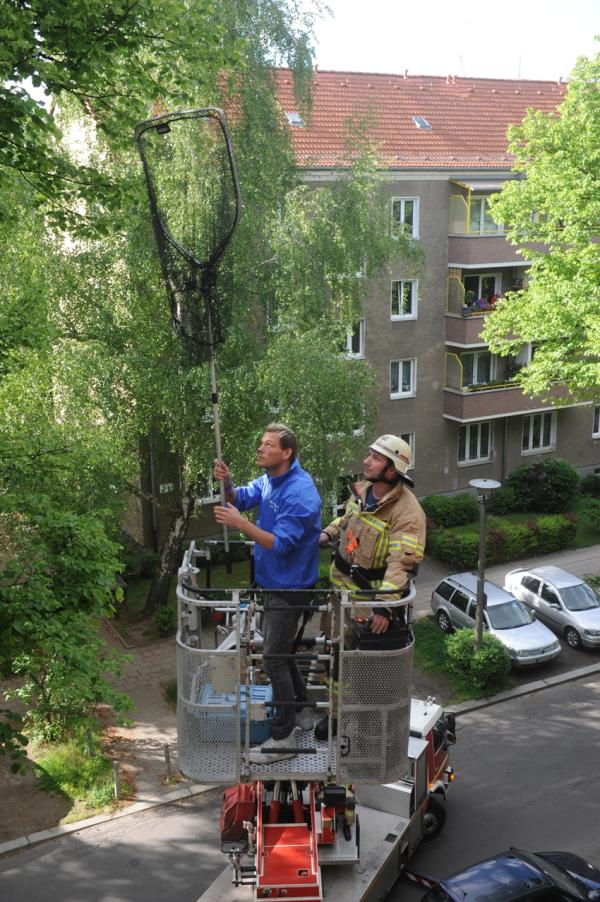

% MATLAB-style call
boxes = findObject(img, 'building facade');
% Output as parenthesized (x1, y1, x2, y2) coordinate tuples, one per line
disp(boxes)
(276, 69, 600, 497)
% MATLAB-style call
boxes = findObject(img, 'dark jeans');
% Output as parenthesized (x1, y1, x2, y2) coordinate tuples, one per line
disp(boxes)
(262, 591, 311, 741)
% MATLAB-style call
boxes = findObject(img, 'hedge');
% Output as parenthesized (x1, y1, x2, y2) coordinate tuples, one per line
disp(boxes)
(421, 493, 478, 528)
(428, 513, 577, 570)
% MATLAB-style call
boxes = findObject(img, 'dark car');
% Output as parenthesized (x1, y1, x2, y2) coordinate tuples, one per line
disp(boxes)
(421, 848, 600, 901)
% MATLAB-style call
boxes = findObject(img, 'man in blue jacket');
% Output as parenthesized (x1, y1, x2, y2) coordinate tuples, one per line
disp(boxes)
(214, 423, 322, 763)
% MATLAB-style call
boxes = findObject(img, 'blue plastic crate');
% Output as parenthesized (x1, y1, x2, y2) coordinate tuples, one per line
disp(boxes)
(196, 683, 273, 744)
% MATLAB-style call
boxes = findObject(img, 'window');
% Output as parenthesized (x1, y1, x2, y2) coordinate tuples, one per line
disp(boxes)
(436, 581, 456, 602)
(392, 197, 419, 238)
(400, 432, 415, 468)
(594, 405, 600, 437)
(285, 111, 304, 127)
(522, 575, 541, 594)
(451, 590, 470, 614)
(469, 196, 503, 234)
(391, 280, 418, 319)
(461, 350, 493, 387)
(458, 421, 492, 464)
(522, 412, 555, 454)
(346, 319, 364, 357)
(463, 273, 500, 306)
(390, 358, 416, 398)
(541, 584, 560, 605)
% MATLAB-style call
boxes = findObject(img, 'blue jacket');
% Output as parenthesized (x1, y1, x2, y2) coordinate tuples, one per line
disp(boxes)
(235, 458, 321, 590)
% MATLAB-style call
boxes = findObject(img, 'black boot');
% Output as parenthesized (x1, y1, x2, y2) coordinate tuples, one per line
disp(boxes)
(315, 716, 337, 741)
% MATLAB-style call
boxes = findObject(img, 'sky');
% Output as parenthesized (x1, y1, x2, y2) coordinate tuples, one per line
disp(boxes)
(312, 0, 599, 82)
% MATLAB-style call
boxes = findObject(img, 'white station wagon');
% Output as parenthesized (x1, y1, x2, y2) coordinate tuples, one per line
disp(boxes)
(505, 566, 600, 650)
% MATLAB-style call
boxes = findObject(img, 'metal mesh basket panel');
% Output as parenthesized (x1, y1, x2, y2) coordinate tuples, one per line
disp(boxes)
(336, 640, 414, 784)
(176, 641, 240, 783)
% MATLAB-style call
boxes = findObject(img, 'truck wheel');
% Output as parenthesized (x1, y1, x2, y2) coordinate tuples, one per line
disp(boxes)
(565, 627, 582, 649)
(422, 795, 446, 842)
(437, 610, 453, 633)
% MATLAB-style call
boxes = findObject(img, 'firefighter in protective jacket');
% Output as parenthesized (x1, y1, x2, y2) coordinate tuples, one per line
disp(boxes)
(321, 434, 426, 625)
(314, 435, 426, 739)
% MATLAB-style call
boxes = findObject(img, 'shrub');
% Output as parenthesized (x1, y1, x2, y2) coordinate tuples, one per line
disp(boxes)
(487, 486, 519, 515)
(533, 514, 577, 554)
(506, 459, 580, 513)
(498, 523, 537, 560)
(578, 498, 600, 532)
(421, 493, 478, 528)
(153, 603, 178, 636)
(428, 531, 479, 569)
(446, 629, 511, 697)
(581, 474, 600, 498)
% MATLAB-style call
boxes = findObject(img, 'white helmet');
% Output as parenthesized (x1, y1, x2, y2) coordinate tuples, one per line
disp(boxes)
(369, 434, 414, 487)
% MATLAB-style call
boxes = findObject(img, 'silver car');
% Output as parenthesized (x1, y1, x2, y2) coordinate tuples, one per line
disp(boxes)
(505, 565, 600, 650)
(431, 572, 561, 666)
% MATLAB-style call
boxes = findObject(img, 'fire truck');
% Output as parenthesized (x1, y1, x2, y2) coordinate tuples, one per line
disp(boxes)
(176, 541, 456, 901)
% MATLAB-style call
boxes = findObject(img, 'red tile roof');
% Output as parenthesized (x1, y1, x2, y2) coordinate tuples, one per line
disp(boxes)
(274, 69, 566, 170)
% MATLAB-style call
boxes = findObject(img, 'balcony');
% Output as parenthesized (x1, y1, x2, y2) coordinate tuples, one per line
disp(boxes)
(448, 189, 524, 267)
(446, 275, 495, 345)
(443, 352, 575, 422)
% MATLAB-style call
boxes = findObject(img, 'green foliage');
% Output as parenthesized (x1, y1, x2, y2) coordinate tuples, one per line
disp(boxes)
(487, 486, 519, 515)
(578, 498, 600, 532)
(35, 738, 117, 808)
(153, 603, 178, 637)
(533, 514, 578, 554)
(581, 474, 600, 498)
(429, 513, 576, 567)
(0, 709, 29, 775)
(427, 531, 479, 570)
(422, 493, 478, 528)
(505, 459, 581, 513)
(485, 50, 600, 402)
(446, 629, 511, 697)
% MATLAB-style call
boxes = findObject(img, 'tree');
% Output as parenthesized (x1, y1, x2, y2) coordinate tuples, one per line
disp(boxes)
(1, 0, 233, 231)
(484, 49, 600, 401)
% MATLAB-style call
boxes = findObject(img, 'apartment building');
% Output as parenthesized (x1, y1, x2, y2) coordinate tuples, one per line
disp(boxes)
(130, 69, 600, 551)
(275, 68, 600, 496)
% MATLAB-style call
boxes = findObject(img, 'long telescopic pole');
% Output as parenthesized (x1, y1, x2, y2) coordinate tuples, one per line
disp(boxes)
(206, 308, 231, 573)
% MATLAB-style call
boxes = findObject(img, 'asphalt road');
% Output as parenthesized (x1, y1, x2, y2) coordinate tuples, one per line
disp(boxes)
(391, 672, 600, 900)
(3, 674, 600, 902)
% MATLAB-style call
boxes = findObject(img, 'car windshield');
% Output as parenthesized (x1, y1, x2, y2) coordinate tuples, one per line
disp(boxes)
(560, 582, 600, 612)
(486, 600, 533, 630)
(517, 850, 587, 899)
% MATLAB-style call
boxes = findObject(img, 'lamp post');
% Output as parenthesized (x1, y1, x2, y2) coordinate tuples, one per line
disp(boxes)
(469, 478, 501, 650)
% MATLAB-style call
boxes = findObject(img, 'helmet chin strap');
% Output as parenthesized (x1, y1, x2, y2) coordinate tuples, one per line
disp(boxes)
(366, 460, 399, 486)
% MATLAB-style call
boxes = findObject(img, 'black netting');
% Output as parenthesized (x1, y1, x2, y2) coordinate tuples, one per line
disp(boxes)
(136, 109, 240, 362)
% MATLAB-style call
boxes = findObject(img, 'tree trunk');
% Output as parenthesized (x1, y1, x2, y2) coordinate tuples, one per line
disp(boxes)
(143, 475, 197, 616)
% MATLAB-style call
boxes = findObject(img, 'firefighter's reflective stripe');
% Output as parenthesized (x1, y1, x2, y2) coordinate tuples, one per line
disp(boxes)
(389, 534, 425, 555)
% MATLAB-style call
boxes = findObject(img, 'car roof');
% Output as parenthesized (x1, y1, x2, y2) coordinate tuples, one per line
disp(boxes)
(440, 572, 517, 607)
(512, 566, 582, 589)
(439, 850, 552, 900)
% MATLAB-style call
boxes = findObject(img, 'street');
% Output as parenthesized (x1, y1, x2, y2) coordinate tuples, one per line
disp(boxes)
(392, 673, 600, 900)
(2, 675, 600, 901)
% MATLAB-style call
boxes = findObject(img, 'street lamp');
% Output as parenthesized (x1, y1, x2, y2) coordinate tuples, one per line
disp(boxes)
(469, 478, 501, 650)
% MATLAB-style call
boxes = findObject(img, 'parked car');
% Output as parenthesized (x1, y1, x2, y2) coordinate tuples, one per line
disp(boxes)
(420, 847, 600, 901)
(505, 566, 600, 650)
(430, 572, 561, 667)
